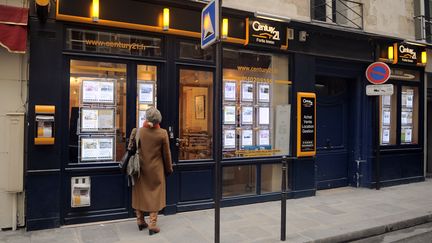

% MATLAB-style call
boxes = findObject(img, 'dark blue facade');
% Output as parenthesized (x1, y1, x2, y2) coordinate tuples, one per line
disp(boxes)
(26, 0, 425, 231)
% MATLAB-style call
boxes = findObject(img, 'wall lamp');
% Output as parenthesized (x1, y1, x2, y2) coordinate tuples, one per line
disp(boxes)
(422, 51, 427, 64)
(222, 18, 228, 39)
(254, 11, 291, 23)
(92, 0, 99, 22)
(388, 45, 394, 60)
(163, 8, 170, 31)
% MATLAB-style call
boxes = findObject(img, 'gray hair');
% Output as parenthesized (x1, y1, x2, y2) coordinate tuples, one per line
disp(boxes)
(145, 107, 162, 127)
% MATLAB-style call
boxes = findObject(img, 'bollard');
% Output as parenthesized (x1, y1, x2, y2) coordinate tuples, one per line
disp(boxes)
(280, 156, 287, 241)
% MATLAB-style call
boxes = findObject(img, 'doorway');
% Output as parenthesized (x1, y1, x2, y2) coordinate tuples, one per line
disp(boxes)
(315, 76, 353, 189)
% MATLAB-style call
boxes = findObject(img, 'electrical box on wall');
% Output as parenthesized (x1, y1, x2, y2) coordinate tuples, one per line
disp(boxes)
(34, 105, 55, 145)
(71, 177, 91, 208)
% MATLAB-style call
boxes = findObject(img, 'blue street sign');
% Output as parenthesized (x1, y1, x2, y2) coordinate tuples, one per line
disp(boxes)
(201, 0, 219, 49)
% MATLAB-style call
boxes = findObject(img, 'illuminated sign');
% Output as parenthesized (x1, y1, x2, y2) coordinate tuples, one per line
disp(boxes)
(246, 18, 285, 48)
(393, 43, 420, 65)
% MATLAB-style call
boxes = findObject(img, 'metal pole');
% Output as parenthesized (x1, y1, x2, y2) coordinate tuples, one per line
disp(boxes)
(215, 1, 223, 242)
(375, 96, 381, 190)
(280, 156, 287, 241)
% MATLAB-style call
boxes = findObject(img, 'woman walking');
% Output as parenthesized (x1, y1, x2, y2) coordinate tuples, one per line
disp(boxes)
(130, 107, 173, 235)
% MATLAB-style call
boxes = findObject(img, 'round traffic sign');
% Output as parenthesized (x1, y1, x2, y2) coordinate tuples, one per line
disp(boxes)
(365, 62, 391, 84)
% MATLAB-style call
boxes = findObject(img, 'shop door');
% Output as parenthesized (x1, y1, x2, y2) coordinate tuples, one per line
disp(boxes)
(315, 76, 351, 189)
(169, 67, 214, 163)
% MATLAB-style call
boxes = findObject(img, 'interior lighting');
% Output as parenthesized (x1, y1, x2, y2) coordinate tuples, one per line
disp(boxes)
(222, 18, 228, 39)
(163, 8, 170, 31)
(91, 0, 99, 22)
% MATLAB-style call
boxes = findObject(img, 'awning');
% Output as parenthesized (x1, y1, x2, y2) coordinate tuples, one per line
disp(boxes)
(0, 4, 29, 53)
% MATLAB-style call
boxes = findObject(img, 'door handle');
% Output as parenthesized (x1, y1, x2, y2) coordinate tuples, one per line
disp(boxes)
(168, 126, 174, 139)
(175, 138, 187, 147)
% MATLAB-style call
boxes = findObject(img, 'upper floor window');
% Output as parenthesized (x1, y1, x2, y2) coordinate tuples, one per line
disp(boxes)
(311, 0, 363, 30)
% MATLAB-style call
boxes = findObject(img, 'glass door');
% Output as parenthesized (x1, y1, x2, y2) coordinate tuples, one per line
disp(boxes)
(174, 67, 214, 162)
(136, 64, 159, 128)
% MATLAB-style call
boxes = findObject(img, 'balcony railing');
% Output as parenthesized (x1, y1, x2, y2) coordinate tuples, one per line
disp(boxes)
(311, 0, 363, 30)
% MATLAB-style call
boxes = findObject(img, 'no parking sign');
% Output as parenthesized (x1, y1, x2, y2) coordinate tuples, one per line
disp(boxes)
(365, 62, 391, 84)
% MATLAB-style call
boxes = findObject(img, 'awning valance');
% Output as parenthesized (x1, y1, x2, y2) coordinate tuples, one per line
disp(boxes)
(0, 4, 29, 53)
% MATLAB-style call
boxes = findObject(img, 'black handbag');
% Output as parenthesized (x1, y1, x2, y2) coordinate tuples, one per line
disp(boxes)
(119, 149, 133, 174)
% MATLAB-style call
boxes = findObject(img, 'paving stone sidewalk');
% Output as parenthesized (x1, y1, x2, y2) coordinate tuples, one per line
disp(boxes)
(2, 179, 432, 243)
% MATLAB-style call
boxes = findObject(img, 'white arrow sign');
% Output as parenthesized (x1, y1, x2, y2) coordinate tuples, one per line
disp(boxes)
(366, 84, 394, 96)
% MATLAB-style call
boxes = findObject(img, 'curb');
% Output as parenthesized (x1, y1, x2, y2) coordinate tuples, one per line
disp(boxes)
(310, 213, 432, 243)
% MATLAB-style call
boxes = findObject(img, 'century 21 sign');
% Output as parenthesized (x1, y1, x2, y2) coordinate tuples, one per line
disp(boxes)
(245, 18, 283, 48)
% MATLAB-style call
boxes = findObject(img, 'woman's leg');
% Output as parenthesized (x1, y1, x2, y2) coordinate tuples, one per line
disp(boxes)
(136, 210, 148, 230)
(148, 212, 160, 235)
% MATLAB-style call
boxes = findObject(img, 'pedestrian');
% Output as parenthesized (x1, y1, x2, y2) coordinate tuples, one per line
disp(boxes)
(129, 107, 173, 235)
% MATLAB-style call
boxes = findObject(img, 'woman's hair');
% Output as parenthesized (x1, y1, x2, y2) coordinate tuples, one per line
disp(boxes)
(145, 107, 162, 127)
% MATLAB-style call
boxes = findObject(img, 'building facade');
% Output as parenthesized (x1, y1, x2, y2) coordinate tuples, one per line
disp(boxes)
(23, 0, 428, 231)
(0, 0, 27, 230)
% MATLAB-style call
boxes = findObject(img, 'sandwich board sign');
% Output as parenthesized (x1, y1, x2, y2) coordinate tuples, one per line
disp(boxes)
(201, 0, 219, 49)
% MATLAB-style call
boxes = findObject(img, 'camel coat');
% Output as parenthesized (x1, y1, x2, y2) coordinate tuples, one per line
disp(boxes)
(131, 127, 173, 212)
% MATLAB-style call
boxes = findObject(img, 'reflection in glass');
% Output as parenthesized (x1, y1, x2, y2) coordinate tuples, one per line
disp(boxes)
(223, 165, 256, 197)
(222, 49, 290, 158)
(261, 164, 284, 193)
(69, 60, 126, 163)
(178, 69, 213, 160)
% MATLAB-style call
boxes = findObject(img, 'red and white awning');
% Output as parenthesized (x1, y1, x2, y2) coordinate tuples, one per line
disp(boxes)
(0, 4, 29, 54)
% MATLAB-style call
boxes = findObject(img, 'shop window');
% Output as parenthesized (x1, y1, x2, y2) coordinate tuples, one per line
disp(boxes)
(400, 86, 419, 144)
(261, 163, 283, 193)
(178, 69, 213, 160)
(136, 65, 158, 127)
(379, 68, 421, 147)
(69, 60, 127, 163)
(222, 49, 291, 159)
(178, 41, 214, 61)
(379, 88, 397, 145)
(223, 165, 256, 197)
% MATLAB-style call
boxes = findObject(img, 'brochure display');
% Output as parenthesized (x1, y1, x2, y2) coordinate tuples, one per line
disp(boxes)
(80, 136, 115, 162)
(137, 80, 157, 128)
(222, 79, 273, 157)
(78, 78, 117, 163)
(82, 79, 115, 104)
(401, 88, 414, 144)
(380, 95, 392, 145)
(80, 108, 115, 133)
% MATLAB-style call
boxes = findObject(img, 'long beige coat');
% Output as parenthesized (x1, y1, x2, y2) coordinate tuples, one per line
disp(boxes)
(131, 127, 173, 212)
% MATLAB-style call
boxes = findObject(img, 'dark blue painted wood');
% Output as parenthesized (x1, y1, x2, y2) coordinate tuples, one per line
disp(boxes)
(315, 76, 350, 189)
(26, 172, 61, 231)
(179, 170, 214, 202)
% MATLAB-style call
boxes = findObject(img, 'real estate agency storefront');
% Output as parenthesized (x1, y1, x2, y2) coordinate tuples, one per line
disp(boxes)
(26, 0, 427, 230)
(27, 0, 302, 230)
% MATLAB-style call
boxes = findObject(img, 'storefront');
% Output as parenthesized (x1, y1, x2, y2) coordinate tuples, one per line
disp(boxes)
(26, 0, 427, 230)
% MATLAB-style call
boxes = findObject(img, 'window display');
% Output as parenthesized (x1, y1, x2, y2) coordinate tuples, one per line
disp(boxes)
(137, 65, 158, 128)
(80, 136, 115, 162)
(69, 60, 127, 163)
(400, 86, 418, 144)
(80, 108, 115, 133)
(222, 49, 290, 158)
(81, 79, 115, 104)
(379, 92, 397, 145)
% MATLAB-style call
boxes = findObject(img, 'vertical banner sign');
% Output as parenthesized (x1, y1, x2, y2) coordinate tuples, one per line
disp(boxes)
(297, 92, 316, 157)
(201, 0, 219, 49)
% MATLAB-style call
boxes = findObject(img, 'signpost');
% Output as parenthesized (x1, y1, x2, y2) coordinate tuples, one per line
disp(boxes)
(202, 1, 221, 242)
(365, 61, 391, 190)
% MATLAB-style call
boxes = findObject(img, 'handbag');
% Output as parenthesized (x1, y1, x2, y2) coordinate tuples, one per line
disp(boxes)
(127, 128, 141, 181)
(119, 128, 138, 174)
(119, 149, 133, 174)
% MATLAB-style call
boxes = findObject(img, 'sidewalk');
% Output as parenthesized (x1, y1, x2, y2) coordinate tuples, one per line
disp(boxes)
(1, 180, 432, 243)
